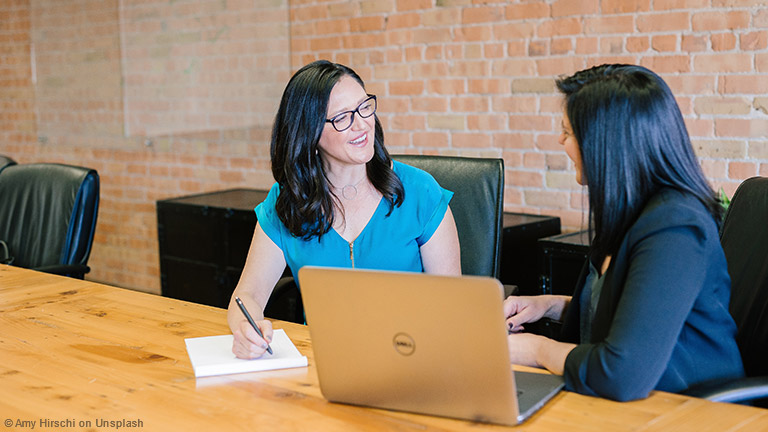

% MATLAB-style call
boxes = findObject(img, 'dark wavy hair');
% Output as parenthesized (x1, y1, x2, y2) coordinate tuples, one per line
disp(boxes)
(270, 60, 404, 240)
(556, 64, 723, 259)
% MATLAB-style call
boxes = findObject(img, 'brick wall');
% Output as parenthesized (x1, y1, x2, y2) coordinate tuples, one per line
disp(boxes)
(2, 0, 767, 294)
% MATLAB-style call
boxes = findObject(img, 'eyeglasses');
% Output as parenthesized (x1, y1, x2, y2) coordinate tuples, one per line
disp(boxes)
(325, 95, 377, 132)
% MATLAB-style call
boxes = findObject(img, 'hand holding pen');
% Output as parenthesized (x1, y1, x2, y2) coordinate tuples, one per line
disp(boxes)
(234, 297, 273, 356)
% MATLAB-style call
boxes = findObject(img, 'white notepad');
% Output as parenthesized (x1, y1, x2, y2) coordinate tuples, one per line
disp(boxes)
(185, 329, 308, 378)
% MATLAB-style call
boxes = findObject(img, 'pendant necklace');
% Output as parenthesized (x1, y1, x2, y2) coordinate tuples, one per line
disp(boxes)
(338, 175, 367, 200)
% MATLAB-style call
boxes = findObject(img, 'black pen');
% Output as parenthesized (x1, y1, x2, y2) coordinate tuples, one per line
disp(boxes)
(234, 297, 273, 355)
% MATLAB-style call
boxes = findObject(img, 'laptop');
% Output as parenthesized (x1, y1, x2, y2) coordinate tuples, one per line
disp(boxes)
(298, 266, 564, 426)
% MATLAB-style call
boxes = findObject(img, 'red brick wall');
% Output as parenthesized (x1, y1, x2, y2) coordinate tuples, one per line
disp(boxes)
(2, 0, 767, 293)
(1, 1, 36, 158)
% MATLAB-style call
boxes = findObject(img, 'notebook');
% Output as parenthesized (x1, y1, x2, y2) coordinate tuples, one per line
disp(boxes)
(298, 266, 564, 426)
(185, 329, 307, 378)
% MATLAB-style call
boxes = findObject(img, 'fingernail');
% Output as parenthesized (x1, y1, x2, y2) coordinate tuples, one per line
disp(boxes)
(261, 343, 268, 349)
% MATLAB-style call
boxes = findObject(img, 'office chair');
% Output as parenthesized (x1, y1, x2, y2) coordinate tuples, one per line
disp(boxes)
(0, 163, 100, 279)
(0, 154, 16, 173)
(393, 154, 505, 278)
(264, 276, 306, 324)
(264, 155, 505, 323)
(684, 177, 768, 405)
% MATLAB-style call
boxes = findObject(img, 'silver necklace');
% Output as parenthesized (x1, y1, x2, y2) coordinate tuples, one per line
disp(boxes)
(336, 176, 367, 200)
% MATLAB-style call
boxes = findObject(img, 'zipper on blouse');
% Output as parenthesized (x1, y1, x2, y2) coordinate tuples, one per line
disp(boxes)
(349, 241, 355, 268)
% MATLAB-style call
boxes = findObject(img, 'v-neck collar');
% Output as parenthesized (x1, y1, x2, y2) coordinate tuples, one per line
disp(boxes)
(331, 196, 386, 244)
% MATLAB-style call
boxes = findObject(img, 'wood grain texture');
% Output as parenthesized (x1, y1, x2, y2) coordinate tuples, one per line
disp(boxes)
(1, 265, 766, 431)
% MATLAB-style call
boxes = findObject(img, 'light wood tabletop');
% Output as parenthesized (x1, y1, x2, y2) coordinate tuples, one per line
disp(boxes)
(1, 265, 766, 431)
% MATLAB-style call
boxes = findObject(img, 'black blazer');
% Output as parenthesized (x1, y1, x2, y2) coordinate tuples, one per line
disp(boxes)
(560, 188, 744, 401)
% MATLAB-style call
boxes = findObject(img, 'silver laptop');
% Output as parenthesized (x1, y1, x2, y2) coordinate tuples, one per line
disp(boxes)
(298, 266, 564, 426)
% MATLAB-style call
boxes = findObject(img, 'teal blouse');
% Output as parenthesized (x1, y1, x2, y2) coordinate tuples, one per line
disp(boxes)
(256, 161, 453, 282)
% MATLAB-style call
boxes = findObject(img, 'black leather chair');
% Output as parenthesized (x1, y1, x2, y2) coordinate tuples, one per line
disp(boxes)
(0, 163, 100, 279)
(265, 155, 506, 323)
(264, 276, 306, 324)
(684, 177, 768, 405)
(392, 154, 505, 278)
(0, 154, 16, 174)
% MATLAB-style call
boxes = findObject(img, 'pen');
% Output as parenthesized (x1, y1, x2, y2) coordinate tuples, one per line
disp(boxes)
(234, 297, 273, 355)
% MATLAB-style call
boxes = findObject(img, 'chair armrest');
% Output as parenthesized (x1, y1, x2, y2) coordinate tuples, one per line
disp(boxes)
(272, 276, 297, 297)
(264, 277, 304, 324)
(683, 376, 768, 403)
(33, 264, 91, 279)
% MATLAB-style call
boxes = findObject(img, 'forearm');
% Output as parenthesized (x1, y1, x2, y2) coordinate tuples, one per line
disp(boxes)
(227, 222, 287, 334)
(537, 338, 577, 375)
(544, 295, 571, 321)
(507, 332, 576, 374)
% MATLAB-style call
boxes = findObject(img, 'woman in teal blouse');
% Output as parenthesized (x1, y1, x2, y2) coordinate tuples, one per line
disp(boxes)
(257, 160, 454, 276)
(228, 61, 461, 359)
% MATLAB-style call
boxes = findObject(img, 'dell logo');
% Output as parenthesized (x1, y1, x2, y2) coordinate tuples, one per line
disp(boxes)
(393, 332, 415, 356)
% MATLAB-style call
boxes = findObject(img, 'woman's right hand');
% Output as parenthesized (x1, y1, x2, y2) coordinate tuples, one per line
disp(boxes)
(232, 319, 274, 359)
(503, 295, 567, 333)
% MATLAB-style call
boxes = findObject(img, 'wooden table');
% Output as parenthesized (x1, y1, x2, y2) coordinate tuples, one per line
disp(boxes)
(1, 265, 766, 431)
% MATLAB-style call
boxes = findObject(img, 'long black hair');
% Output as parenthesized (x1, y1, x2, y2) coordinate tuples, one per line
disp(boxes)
(556, 64, 722, 259)
(270, 60, 404, 240)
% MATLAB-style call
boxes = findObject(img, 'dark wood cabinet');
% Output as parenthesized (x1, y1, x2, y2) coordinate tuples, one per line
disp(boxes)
(538, 230, 591, 296)
(156, 188, 269, 308)
(499, 212, 561, 295)
(530, 230, 591, 338)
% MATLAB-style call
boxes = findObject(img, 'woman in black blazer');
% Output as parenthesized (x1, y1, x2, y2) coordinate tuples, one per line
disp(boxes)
(504, 64, 744, 401)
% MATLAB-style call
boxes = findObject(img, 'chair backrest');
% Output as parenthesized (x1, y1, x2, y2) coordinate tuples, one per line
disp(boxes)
(0, 163, 100, 270)
(393, 155, 504, 278)
(719, 176, 768, 378)
(0, 155, 16, 174)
